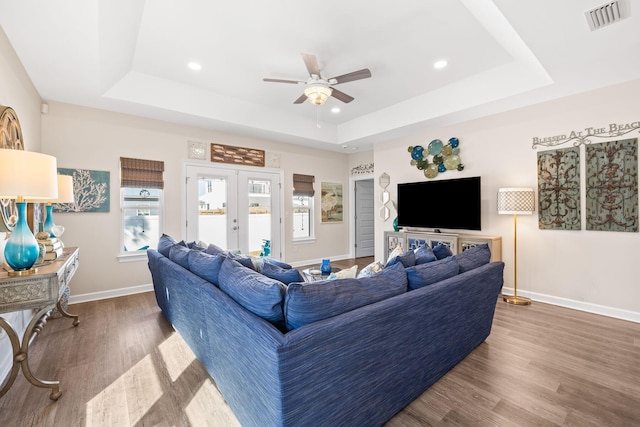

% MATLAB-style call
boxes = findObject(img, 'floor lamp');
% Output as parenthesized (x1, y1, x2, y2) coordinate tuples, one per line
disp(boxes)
(497, 187, 535, 305)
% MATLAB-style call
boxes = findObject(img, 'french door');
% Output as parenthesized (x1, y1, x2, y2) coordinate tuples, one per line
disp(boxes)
(185, 164, 282, 258)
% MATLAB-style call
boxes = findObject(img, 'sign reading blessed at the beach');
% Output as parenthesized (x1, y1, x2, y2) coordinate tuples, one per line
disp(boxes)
(532, 120, 640, 148)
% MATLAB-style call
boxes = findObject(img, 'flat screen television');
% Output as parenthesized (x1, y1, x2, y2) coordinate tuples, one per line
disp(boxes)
(397, 176, 481, 231)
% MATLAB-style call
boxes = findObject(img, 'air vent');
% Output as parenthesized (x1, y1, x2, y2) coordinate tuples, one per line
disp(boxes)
(585, 1, 625, 31)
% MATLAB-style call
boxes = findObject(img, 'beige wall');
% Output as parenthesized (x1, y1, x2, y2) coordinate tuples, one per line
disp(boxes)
(0, 27, 41, 152)
(3, 21, 639, 318)
(374, 78, 640, 317)
(40, 102, 351, 298)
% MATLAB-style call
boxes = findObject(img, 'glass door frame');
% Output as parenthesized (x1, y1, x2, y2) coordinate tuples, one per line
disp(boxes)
(182, 161, 285, 259)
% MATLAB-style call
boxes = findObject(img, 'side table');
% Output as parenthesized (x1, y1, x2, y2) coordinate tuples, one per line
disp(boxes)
(0, 247, 80, 400)
(301, 266, 340, 282)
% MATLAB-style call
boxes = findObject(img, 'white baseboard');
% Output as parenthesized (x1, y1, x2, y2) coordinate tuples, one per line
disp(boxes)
(69, 284, 153, 304)
(502, 287, 640, 324)
(67, 282, 640, 325)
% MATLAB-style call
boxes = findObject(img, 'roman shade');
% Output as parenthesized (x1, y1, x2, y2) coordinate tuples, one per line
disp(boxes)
(120, 157, 165, 189)
(293, 174, 315, 197)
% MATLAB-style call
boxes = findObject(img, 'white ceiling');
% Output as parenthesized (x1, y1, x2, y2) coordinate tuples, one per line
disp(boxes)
(1, 0, 639, 152)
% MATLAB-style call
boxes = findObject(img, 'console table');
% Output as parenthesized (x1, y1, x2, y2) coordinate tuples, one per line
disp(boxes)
(0, 246, 80, 400)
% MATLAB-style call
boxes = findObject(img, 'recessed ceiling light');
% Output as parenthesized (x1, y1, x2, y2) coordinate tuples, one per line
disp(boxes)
(433, 60, 448, 69)
(188, 62, 202, 71)
(331, 107, 341, 114)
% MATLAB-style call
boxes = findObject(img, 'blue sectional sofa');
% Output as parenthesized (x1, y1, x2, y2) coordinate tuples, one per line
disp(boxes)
(148, 238, 504, 427)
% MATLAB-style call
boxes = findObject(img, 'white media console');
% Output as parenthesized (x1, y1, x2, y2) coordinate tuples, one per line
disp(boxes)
(384, 230, 501, 263)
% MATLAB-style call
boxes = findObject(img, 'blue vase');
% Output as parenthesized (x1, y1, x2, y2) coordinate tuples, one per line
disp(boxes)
(4, 202, 39, 271)
(321, 259, 331, 275)
(43, 204, 56, 237)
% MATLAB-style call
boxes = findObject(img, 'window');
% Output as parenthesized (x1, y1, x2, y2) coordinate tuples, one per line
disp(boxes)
(293, 195, 313, 239)
(293, 174, 315, 240)
(120, 157, 164, 255)
(122, 188, 162, 251)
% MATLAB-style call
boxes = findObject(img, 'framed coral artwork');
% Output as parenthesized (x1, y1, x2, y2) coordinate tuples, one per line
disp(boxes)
(321, 182, 343, 223)
(54, 168, 110, 213)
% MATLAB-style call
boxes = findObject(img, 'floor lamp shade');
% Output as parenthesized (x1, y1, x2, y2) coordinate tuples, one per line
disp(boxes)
(0, 150, 58, 272)
(497, 187, 535, 305)
(43, 175, 75, 237)
(497, 188, 535, 214)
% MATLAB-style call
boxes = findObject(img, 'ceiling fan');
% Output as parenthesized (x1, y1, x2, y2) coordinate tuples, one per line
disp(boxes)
(263, 53, 372, 105)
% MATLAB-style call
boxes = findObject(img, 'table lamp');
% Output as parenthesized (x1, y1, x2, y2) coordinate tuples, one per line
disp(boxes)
(0, 149, 58, 275)
(497, 187, 535, 305)
(43, 174, 75, 237)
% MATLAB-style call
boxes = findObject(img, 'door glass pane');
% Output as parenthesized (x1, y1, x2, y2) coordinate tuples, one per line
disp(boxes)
(198, 177, 227, 248)
(247, 179, 271, 256)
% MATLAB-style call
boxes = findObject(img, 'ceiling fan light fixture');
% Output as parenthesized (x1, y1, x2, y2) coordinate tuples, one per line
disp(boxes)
(304, 85, 333, 105)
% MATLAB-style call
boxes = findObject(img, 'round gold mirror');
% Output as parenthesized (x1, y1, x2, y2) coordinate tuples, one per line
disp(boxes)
(0, 105, 24, 231)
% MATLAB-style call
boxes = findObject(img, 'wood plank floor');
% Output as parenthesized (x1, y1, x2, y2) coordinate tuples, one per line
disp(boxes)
(1, 264, 639, 426)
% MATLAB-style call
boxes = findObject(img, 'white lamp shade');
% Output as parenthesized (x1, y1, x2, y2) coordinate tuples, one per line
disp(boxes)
(0, 150, 58, 200)
(53, 174, 75, 203)
(304, 84, 332, 105)
(497, 187, 536, 215)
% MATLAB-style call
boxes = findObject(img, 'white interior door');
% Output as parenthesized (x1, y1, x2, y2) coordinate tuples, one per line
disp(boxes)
(185, 164, 282, 258)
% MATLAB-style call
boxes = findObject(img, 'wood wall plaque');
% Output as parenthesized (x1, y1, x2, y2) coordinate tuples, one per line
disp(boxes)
(210, 143, 265, 167)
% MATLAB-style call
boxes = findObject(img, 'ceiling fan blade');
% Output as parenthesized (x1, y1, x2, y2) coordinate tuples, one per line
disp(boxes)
(330, 88, 354, 103)
(263, 78, 301, 84)
(330, 68, 372, 84)
(301, 53, 321, 77)
(293, 93, 308, 104)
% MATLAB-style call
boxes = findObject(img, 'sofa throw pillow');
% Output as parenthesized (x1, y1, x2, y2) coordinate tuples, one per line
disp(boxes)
(188, 250, 226, 285)
(263, 257, 292, 270)
(405, 256, 459, 290)
(204, 242, 226, 256)
(414, 243, 437, 265)
(186, 241, 205, 250)
(356, 260, 384, 278)
(455, 243, 491, 273)
(328, 265, 358, 280)
(384, 245, 403, 266)
(433, 243, 453, 260)
(158, 234, 177, 257)
(168, 244, 191, 270)
(261, 261, 303, 285)
(284, 262, 407, 330)
(229, 253, 257, 271)
(385, 249, 415, 268)
(218, 257, 286, 324)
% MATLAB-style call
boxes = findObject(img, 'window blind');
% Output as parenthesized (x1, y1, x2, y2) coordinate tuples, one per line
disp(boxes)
(120, 157, 165, 189)
(293, 174, 315, 197)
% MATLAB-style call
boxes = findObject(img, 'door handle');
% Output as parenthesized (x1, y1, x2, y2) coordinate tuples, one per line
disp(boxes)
(233, 226, 238, 231)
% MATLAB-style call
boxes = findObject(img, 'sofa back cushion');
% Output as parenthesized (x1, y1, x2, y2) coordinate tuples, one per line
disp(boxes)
(158, 233, 178, 257)
(218, 257, 286, 324)
(260, 261, 303, 285)
(455, 243, 491, 273)
(188, 250, 226, 285)
(284, 262, 407, 330)
(168, 244, 191, 270)
(405, 256, 459, 290)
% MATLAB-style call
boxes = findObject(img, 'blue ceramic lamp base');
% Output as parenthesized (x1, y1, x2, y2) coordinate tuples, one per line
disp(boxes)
(4, 202, 40, 276)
